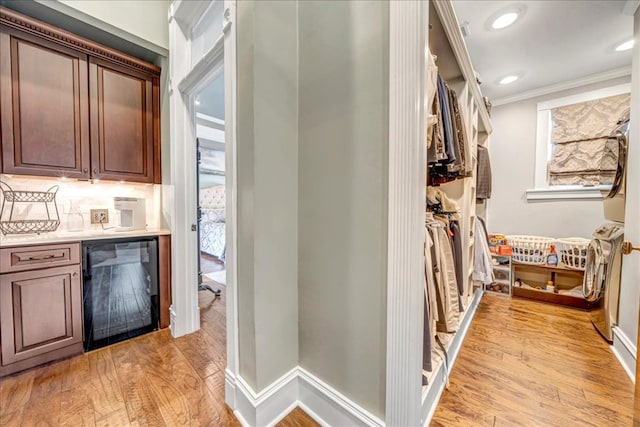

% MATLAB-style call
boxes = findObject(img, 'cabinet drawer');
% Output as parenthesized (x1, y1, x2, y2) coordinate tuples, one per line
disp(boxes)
(0, 243, 80, 273)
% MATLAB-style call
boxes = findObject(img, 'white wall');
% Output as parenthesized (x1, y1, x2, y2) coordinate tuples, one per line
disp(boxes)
(615, 6, 640, 369)
(487, 75, 631, 238)
(55, 0, 169, 51)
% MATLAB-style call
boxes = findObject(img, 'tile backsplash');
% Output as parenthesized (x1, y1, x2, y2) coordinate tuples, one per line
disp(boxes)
(0, 175, 162, 232)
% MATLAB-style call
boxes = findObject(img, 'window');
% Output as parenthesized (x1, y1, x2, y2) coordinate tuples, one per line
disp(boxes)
(528, 83, 631, 201)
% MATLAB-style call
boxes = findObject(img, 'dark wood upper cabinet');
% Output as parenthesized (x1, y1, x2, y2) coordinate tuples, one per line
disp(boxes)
(89, 59, 155, 183)
(0, 29, 91, 179)
(0, 7, 161, 184)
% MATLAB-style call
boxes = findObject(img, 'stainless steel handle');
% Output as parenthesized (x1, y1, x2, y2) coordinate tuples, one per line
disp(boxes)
(606, 131, 627, 199)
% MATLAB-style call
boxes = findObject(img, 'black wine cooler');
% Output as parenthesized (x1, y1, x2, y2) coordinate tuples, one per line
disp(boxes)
(82, 237, 159, 351)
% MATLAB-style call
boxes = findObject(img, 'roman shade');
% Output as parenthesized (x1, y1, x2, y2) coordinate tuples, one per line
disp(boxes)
(549, 93, 630, 186)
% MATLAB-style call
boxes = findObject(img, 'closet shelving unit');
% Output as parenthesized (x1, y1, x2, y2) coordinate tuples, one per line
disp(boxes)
(486, 254, 512, 295)
(422, 1, 493, 423)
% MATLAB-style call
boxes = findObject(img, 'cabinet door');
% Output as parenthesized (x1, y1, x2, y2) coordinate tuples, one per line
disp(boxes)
(0, 28, 91, 179)
(89, 58, 155, 183)
(0, 265, 82, 366)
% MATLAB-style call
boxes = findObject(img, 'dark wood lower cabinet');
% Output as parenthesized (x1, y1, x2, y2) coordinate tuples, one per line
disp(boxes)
(0, 235, 170, 376)
(0, 244, 83, 376)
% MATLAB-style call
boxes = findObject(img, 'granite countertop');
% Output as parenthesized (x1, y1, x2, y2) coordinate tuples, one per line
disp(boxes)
(0, 228, 171, 248)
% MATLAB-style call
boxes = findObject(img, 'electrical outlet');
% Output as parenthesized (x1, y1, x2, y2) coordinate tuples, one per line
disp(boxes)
(90, 209, 109, 224)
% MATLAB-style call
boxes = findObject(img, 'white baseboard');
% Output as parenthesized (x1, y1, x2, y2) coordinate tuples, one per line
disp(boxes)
(226, 367, 384, 426)
(612, 327, 636, 383)
(225, 369, 238, 409)
(421, 289, 483, 426)
(230, 368, 299, 427)
(297, 368, 384, 427)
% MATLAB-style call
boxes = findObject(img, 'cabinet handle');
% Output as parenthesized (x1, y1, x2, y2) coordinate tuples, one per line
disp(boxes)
(83, 168, 88, 173)
(72, 272, 78, 278)
(93, 168, 98, 174)
(28, 252, 64, 261)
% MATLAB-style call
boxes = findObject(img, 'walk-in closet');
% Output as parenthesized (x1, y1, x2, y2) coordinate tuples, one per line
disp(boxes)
(421, 1, 640, 425)
(421, 0, 493, 419)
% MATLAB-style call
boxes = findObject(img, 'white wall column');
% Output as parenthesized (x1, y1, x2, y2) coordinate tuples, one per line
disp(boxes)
(385, 1, 427, 426)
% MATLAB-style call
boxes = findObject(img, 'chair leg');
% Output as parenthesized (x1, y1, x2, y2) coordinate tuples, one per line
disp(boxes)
(198, 283, 221, 296)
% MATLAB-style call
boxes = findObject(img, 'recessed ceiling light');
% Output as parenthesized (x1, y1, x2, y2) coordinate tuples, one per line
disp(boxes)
(499, 75, 519, 85)
(615, 39, 634, 52)
(492, 12, 519, 30)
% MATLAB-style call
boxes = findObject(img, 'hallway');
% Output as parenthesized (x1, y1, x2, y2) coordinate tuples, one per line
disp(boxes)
(431, 294, 634, 426)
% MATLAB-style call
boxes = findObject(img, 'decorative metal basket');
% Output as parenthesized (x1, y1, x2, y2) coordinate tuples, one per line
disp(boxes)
(0, 181, 61, 235)
(0, 219, 60, 235)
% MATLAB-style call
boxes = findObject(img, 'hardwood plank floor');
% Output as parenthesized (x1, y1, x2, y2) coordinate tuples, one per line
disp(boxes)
(431, 294, 634, 427)
(5, 284, 628, 426)
(0, 287, 317, 426)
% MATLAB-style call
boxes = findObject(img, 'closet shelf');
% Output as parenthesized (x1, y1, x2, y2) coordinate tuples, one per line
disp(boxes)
(512, 286, 593, 309)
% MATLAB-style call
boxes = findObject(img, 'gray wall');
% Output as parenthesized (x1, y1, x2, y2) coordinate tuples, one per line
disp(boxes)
(236, 0, 299, 391)
(297, 1, 389, 418)
(235, 1, 390, 416)
(487, 75, 631, 238)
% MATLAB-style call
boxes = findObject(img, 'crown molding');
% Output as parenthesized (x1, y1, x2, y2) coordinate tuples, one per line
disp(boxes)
(0, 6, 161, 75)
(492, 66, 632, 107)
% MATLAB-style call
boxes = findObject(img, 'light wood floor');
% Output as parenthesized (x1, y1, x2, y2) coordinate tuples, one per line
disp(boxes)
(431, 294, 635, 426)
(0, 288, 318, 426)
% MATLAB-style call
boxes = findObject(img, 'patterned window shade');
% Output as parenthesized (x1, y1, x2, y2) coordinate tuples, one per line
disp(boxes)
(549, 93, 630, 186)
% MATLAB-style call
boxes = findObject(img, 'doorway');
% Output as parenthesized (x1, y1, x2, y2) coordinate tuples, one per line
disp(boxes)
(196, 71, 227, 296)
(169, 0, 239, 408)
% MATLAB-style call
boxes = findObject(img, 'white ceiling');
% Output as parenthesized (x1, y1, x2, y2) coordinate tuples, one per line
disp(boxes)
(451, 1, 635, 103)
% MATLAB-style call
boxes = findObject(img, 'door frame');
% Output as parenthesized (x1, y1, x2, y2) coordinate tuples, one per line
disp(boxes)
(168, 0, 239, 403)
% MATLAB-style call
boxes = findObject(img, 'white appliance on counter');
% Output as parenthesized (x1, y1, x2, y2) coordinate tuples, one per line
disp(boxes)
(113, 197, 146, 231)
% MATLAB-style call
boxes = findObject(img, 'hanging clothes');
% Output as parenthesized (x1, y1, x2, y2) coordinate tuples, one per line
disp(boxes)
(448, 88, 468, 175)
(429, 75, 469, 184)
(423, 228, 436, 377)
(476, 145, 492, 200)
(426, 50, 440, 150)
(437, 75, 456, 165)
(450, 221, 465, 308)
(426, 215, 460, 333)
(423, 298, 431, 384)
(427, 51, 447, 162)
(472, 216, 494, 285)
(425, 228, 439, 327)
